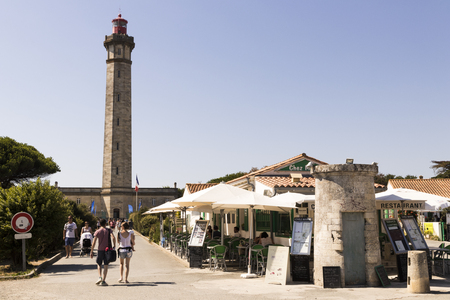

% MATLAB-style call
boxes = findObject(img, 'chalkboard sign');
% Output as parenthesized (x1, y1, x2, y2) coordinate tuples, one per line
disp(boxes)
(323, 266, 341, 288)
(382, 219, 410, 254)
(374, 265, 390, 287)
(291, 255, 310, 282)
(189, 220, 209, 247)
(189, 246, 203, 268)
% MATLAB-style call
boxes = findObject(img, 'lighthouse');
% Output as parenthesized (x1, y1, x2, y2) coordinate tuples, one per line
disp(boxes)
(102, 14, 135, 218)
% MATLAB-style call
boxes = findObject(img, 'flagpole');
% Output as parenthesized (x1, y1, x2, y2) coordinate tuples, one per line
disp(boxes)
(136, 189, 138, 212)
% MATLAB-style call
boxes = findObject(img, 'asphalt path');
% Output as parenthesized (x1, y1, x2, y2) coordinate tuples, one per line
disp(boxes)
(1, 233, 450, 300)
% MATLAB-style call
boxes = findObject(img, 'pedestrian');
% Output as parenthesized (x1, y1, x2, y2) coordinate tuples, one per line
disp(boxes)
(81, 221, 93, 235)
(63, 215, 78, 258)
(117, 222, 135, 283)
(90, 218, 116, 286)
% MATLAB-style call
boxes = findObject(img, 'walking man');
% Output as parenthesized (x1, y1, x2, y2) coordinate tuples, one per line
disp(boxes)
(90, 218, 116, 286)
(63, 215, 78, 258)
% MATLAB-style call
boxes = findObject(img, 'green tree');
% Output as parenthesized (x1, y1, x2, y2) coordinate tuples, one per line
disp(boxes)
(0, 137, 60, 189)
(374, 173, 417, 186)
(208, 171, 248, 183)
(431, 160, 450, 178)
(0, 179, 71, 267)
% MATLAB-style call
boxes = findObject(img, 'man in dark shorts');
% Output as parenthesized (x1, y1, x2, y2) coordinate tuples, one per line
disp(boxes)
(63, 215, 78, 258)
(90, 219, 116, 286)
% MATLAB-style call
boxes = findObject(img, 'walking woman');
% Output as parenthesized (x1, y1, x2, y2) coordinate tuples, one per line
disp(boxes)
(117, 222, 134, 283)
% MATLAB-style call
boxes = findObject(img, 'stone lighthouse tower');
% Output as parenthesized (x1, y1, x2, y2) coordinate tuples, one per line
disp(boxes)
(101, 14, 135, 218)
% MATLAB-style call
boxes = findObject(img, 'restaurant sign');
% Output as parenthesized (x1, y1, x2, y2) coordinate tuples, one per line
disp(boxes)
(278, 160, 317, 172)
(376, 201, 425, 210)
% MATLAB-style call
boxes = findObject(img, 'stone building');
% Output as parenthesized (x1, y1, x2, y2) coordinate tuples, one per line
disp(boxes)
(58, 15, 178, 218)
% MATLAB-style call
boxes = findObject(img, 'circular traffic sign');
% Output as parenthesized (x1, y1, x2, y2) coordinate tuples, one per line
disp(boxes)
(11, 212, 34, 233)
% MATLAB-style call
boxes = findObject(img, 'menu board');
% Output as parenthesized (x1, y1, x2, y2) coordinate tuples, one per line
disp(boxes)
(382, 219, 410, 254)
(400, 216, 428, 250)
(291, 218, 313, 255)
(188, 220, 209, 247)
(265, 245, 291, 285)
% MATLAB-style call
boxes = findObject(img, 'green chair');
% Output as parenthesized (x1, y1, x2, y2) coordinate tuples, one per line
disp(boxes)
(229, 239, 241, 262)
(210, 245, 228, 271)
(256, 248, 269, 276)
(250, 244, 264, 271)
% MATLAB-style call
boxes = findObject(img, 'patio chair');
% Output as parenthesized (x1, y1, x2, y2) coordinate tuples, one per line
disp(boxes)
(210, 245, 228, 271)
(250, 244, 264, 271)
(229, 239, 241, 262)
(256, 247, 269, 276)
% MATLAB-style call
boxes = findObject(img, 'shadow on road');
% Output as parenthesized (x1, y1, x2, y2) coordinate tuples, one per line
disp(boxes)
(43, 263, 99, 274)
(118, 281, 176, 287)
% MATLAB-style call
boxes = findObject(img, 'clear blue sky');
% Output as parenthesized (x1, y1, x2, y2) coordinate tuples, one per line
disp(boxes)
(2, 1, 449, 188)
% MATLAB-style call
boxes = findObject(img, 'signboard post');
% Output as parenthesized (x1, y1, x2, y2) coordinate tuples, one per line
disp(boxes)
(290, 218, 313, 282)
(188, 220, 209, 268)
(11, 212, 34, 271)
(382, 219, 410, 282)
(265, 245, 291, 285)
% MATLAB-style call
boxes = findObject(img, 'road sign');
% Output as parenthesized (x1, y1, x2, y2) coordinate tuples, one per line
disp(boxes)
(11, 212, 34, 233)
(15, 233, 32, 239)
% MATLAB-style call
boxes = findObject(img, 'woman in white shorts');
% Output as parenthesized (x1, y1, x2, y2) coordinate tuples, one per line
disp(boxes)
(117, 222, 134, 283)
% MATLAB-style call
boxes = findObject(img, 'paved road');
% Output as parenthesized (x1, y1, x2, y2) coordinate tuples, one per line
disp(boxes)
(1, 234, 450, 300)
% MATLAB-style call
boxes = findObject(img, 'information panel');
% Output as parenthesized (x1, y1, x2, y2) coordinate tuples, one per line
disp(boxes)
(188, 220, 209, 247)
(382, 219, 410, 254)
(400, 216, 428, 250)
(291, 218, 313, 255)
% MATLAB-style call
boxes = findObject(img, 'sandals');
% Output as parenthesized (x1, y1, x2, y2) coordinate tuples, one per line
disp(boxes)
(118, 279, 123, 283)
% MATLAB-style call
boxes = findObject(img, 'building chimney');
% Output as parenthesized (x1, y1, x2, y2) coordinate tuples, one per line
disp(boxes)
(419, 176, 423, 180)
(174, 182, 177, 189)
(55, 181, 58, 188)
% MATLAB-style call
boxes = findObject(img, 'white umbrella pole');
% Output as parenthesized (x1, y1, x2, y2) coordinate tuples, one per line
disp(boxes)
(241, 206, 257, 278)
(220, 209, 224, 245)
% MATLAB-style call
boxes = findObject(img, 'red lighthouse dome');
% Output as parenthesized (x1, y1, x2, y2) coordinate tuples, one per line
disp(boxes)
(112, 14, 128, 34)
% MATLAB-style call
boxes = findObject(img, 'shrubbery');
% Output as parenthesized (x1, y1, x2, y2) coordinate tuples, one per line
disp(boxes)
(0, 179, 96, 268)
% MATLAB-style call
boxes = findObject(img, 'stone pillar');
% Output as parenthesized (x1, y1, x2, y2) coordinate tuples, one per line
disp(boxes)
(312, 164, 381, 287)
(407, 251, 430, 293)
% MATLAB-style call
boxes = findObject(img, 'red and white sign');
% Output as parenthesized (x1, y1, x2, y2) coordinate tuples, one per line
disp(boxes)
(11, 212, 34, 233)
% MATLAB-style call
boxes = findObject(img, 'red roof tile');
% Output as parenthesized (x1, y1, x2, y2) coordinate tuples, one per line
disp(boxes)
(389, 179, 450, 198)
(185, 183, 218, 194)
(227, 153, 328, 184)
(256, 176, 385, 189)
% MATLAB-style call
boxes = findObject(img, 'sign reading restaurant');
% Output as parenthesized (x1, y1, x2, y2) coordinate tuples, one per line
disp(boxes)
(376, 201, 425, 210)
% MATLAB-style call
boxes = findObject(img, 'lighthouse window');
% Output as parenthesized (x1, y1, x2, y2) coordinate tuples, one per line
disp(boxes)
(116, 167, 119, 175)
(117, 118, 119, 126)
(118, 48, 121, 55)
(118, 70, 121, 78)
(116, 142, 119, 150)
(117, 94, 120, 102)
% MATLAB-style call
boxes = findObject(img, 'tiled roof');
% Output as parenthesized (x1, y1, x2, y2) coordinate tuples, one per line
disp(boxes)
(256, 176, 315, 188)
(256, 176, 385, 189)
(185, 183, 218, 194)
(389, 179, 450, 198)
(227, 153, 328, 184)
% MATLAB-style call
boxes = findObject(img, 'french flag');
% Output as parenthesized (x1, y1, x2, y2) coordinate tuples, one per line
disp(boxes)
(135, 175, 139, 192)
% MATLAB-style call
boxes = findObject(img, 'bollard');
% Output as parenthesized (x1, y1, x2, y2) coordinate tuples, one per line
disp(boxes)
(407, 251, 430, 293)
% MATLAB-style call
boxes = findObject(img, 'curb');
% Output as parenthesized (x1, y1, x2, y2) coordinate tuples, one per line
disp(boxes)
(0, 241, 80, 281)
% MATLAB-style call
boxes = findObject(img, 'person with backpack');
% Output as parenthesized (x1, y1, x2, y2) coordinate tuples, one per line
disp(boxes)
(91, 219, 116, 286)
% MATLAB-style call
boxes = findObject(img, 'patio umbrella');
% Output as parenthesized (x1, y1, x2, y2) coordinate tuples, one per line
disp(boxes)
(270, 192, 315, 211)
(171, 183, 255, 207)
(375, 188, 450, 211)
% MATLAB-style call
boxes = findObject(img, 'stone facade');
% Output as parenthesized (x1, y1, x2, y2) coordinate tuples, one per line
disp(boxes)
(312, 164, 381, 287)
(59, 186, 178, 219)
